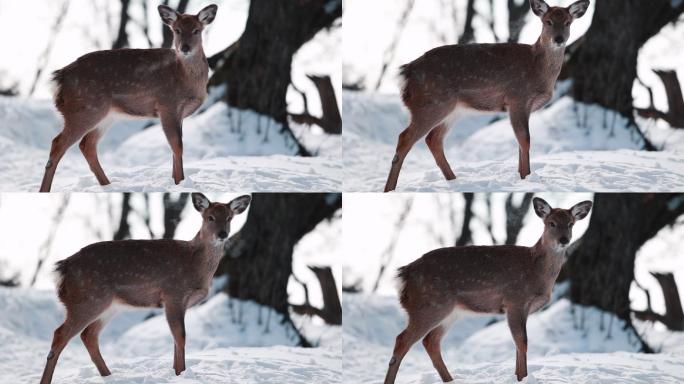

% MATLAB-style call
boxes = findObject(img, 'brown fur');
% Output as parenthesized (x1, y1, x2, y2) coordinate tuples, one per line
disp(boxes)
(39, 5, 218, 192)
(384, 0, 590, 192)
(384, 197, 592, 383)
(39, 193, 250, 384)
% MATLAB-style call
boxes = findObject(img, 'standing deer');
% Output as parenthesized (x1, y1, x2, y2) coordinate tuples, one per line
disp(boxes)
(384, 0, 590, 192)
(384, 197, 592, 383)
(39, 4, 219, 192)
(39, 193, 251, 384)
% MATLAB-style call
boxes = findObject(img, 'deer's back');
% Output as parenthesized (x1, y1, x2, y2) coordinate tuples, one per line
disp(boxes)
(397, 246, 541, 314)
(400, 43, 556, 113)
(56, 239, 200, 307)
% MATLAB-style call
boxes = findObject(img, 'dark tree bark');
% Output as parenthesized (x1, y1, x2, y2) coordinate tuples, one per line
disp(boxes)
(569, 1, 684, 120)
(507, 0, 529, 43)
(162, 193, 189, 239)
(112, 0, 131, 49)
(218, 193, 341, 319)
(458, 0, 477, 44)
(209, 0, 341, 148)
(291, 266, 342, 325)
(455, 193, 474, 246)
(113, 193, 132, 240)
(290, 75, 342, 134)
(565, 194, 684, 330)
(160, 0, 191, 48)
(636, 70, 684, 128)
(633, 272, 684, 331)
(504, 193, 534, 245)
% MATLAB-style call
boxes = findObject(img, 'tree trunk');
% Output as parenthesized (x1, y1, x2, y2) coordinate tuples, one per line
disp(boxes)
(455, 193, 474, 246)
(504, 193, 533, 245)
(507, 0, 529, 43)
(565, 194, 684, 324)
(291, 266, 342, 325)
(113, 193, 132, 240)
(458, 0, 477, 44)
(633, 272, 684, 331)
(218, 193, 341, 317)
(289, 75, 342, 134)
(209, 0, 341, 130)
(162, 193, 189, 239)
(570, 1, 684, 118)
(112, 0, 131, 49)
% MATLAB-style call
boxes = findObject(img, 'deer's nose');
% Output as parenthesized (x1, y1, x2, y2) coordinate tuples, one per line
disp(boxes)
(218, 230, 228, 239)
(559, 237, 569, 245)
(554, 36, 564, 44)
(181, 44, 191, 53)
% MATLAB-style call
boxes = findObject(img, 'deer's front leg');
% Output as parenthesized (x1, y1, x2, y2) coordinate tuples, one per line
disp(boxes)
(164, 300, 187, 375)
(160, 111, 185, 184)
(506, 305, 529, 381)
(509, 106, 531, 179)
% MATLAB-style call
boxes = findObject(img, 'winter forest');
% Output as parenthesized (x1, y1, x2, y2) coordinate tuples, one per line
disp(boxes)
(343, 0, 684, 191)
(0, 0, 683, 383)
(0, 0, 342, 192)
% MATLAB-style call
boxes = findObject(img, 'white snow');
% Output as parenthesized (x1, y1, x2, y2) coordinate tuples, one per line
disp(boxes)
(343, 92, 684, 192)
(343, 293, 684, 383)
(0, 287, 341, 383)
(0, 95, 341, 192)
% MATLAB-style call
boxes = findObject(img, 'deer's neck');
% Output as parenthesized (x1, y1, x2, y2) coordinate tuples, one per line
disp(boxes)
(532, 236, 566, 278)
(177, 48, 209, 86)
(532, 37, 565, 79)
(190, 231, 225, 264)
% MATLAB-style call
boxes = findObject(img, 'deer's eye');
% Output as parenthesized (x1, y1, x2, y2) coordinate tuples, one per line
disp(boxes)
(549, 221, 556, 228)
(565, 21, 571, 27)
(174, 28, 181, 34)
(193, 29, 200, 35)
(208, 215, 215, 222)
(546, 20, 553, 26)
(569, 222, 574, 228)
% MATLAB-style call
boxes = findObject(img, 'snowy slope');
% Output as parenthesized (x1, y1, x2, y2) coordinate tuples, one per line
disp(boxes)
(0, 288, 341, 383)
(0, 96, 341, 192)
(343, 294, 684, 383)
(343, 92, 684, 192)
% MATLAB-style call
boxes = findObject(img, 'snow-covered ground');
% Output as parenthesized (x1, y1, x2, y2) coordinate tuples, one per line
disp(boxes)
(0, 287, 341, 383)
(0, 95, 341, 192)
(343, 293, 684, 383)
(343, 92, 684, 192)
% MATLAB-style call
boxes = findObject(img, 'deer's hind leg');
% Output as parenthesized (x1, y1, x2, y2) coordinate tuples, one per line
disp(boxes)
(384, 306, 454, 384)
(40, 106, 109, 192)
(425, 123, 456, 182)
(422, 324, 453, 382)
(80, 305, 117, 377)
(40, 298, 112, 384)
(384, 105, 453, 192)
(79, 116, 113, 186)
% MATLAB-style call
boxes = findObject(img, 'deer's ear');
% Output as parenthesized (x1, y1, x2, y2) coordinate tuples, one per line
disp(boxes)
(533, 197, 552, 219)
(530, 0, 549, 17)
(229, 195, 251, 215)
(568, 0, 590, 19)
(198, 4, 218, 25)
(158, 5, 179, 26)
(570, 200, 593, 221)
(191, 193, 211, 212)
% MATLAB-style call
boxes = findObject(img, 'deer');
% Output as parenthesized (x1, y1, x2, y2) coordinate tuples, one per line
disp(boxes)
(39, 4, 219, 192)
(384, 197, 593, 383)
(384, 0, 590, 192)
(39, 193, 251, 384)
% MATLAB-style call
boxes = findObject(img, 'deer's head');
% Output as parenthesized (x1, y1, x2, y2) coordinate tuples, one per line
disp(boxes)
(158, 4, 218, 57)
(533, 197, 592, 250)
(191, 193, 251, 246)
(530, 0, 589, 48)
